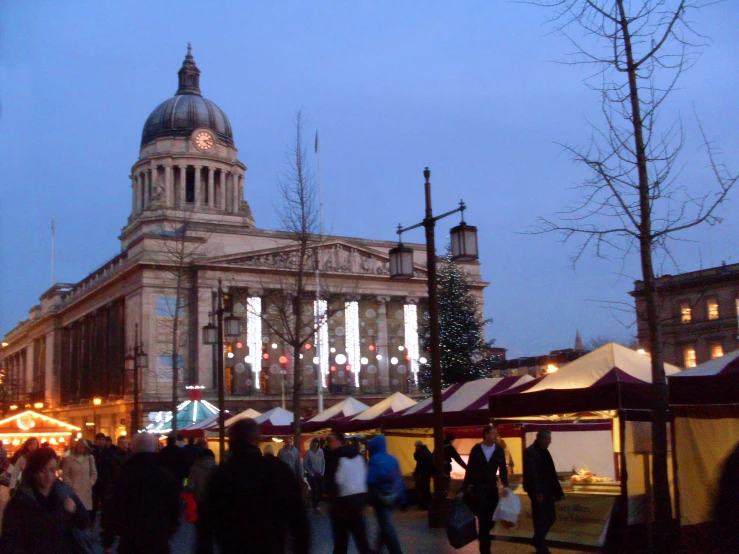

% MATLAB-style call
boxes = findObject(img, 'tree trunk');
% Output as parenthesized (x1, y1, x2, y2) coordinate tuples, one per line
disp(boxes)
(618, 0, 671, 549)
(292, 294, 302, 450)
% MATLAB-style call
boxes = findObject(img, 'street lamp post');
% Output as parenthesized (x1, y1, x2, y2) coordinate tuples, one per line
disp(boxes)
(202, 278, 241, 459)
(388, 167, 478, 528)
(124, 323, 148, 438)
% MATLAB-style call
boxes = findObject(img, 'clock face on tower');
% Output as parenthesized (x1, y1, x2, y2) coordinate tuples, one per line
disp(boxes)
(193, 130, 215, 151)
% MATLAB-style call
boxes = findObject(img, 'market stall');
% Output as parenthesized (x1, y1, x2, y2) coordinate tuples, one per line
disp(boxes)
(301, 397, 369, 433)
(0, 410, 80, 457)
(668, 349, 739, 544)
(332, 392, 416, 433)
(489, 342, 681, 547)
(254, 406, 294, 436)
(380, 376, 533, 476)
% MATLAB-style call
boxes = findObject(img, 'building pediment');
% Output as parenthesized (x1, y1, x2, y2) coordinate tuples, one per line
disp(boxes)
(204, 240, 427, 278)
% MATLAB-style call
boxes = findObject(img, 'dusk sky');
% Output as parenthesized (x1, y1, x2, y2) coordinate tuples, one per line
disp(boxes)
(1, 2, 737, 358)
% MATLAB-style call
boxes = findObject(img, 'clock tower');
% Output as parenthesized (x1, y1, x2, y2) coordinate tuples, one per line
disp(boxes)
(120, 45, 254, 249)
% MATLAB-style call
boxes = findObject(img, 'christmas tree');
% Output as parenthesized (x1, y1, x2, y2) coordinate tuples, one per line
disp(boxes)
(418, 248, 493, 393)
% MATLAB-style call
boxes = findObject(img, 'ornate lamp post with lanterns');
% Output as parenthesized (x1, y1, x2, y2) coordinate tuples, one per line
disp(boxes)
(202, 278, 241, 458)
(124, 323, 148, 438)
(388, 167, 478, 528)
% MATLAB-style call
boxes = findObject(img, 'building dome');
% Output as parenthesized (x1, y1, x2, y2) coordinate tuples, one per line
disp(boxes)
(141, 46, 233, 148)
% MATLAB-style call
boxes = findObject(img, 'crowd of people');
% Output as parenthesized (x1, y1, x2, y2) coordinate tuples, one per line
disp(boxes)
(0, 424, 568, 554)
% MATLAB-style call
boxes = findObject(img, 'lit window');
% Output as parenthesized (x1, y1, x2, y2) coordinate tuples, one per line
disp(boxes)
(710, 342, 724, 360)
(707, 298, 719, 320)
(683, 345, 697, 368)
(680, 302, 692, 324)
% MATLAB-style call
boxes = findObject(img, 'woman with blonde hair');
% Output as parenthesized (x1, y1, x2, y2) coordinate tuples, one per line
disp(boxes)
(60, 438, 98, 517)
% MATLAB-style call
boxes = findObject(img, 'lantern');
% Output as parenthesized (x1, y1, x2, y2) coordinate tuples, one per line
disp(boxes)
(224, 314, 241, 338)
(449, 221, 479, 262)
(388, 243, 414, 279)
(202, 322, 218, 345)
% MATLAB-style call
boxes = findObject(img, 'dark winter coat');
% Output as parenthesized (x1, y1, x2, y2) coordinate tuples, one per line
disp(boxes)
(413, 445, 434, 478)
(101, 452, 181, 554)
(462, 442, 509, 511)
(0, 480, 89, 554)
(523, 443, 563, 500)
(200, 444, 309, 554)
(188, 451, 217, 504)
(157, 443, 188, 487)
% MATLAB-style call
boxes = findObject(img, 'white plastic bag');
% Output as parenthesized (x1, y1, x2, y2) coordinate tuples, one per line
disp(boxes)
(493, 489, 521, 528)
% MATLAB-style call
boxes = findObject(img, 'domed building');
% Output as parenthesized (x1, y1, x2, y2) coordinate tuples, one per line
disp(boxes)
(1, 48, 488, 441)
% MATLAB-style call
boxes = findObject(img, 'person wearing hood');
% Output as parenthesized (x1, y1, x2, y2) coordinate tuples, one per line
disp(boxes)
(325, 431, 370, 554)
(367, 435, 406, 554)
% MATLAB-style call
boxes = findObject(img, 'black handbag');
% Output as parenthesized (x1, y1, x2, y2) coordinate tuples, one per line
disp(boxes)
(446, 497, 477, 549)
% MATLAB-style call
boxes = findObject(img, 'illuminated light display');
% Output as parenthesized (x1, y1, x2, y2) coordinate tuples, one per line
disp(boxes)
(279, 355, 288, 364)
(247, 297, 262, 390)
(404, 303, 420, 386)
(315, 300, 329, 388)
(345, 301, 361, 387)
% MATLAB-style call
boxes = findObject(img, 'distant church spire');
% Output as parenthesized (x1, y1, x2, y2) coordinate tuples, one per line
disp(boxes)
(574, 330, 584, 351)
(176, 43, 201, 96)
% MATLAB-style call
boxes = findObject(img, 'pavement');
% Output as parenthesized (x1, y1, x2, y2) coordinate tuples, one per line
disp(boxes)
(157, 504, 592, 554)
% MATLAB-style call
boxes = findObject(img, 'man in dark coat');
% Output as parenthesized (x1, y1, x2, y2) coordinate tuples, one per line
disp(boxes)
(462, 425, 510, 554)
(92, 432, 114, 524)
(158, 433, 188, 489)
(412, 440, 434, 509)
(101, 433, 181, 554)
(200, 418, 309, 554)
(523, 429, 563, 554)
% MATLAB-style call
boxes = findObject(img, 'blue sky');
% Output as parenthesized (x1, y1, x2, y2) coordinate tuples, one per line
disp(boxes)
(1, 2, 737, 357)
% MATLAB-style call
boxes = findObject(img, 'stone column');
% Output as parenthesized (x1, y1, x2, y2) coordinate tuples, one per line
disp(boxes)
(232, 173, 240, 213)
(194, 165, 202, 208)
(376, 296, 391, 392)
(179, 165, 187, 207)
(219, 170, 226, 210)
(131, 175, 137, 214)
(207, 167, 215, 207)
(164, 164, 172, 207)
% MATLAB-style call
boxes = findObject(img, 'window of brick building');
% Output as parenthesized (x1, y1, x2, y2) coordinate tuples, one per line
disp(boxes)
(707, 298, 719, 320)
(710, 342, 724, 359)
(683, 345, 697, 368)
(680, 302, 692, 324)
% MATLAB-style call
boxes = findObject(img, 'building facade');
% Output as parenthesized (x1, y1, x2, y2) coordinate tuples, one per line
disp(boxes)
(631, 262, 739, 368)
(0, 49, 488, 439)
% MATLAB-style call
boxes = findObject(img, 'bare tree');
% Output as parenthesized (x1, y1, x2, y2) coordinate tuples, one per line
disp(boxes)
(252, 110, 341, 449)
(529, 1, 737, 550)
(153, 208, 209, 434)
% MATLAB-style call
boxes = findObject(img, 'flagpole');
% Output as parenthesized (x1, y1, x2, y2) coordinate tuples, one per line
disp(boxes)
(315, 130, 325, 412)
(50, 215, 55, 286)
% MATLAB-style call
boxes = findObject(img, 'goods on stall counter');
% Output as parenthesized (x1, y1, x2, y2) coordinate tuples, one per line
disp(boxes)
(570, 466, 613, 484)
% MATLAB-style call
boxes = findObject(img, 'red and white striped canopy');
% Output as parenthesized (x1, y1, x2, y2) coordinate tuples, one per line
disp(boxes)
(669, 349, 739, 405)
(254, 407, 294, 436)
(302, 397, 369, 432)
(383, 375, 533, 430)
(333, 392, 417, 433)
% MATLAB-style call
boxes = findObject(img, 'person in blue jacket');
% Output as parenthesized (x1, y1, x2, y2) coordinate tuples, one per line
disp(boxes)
(367, 435, 406, 554)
